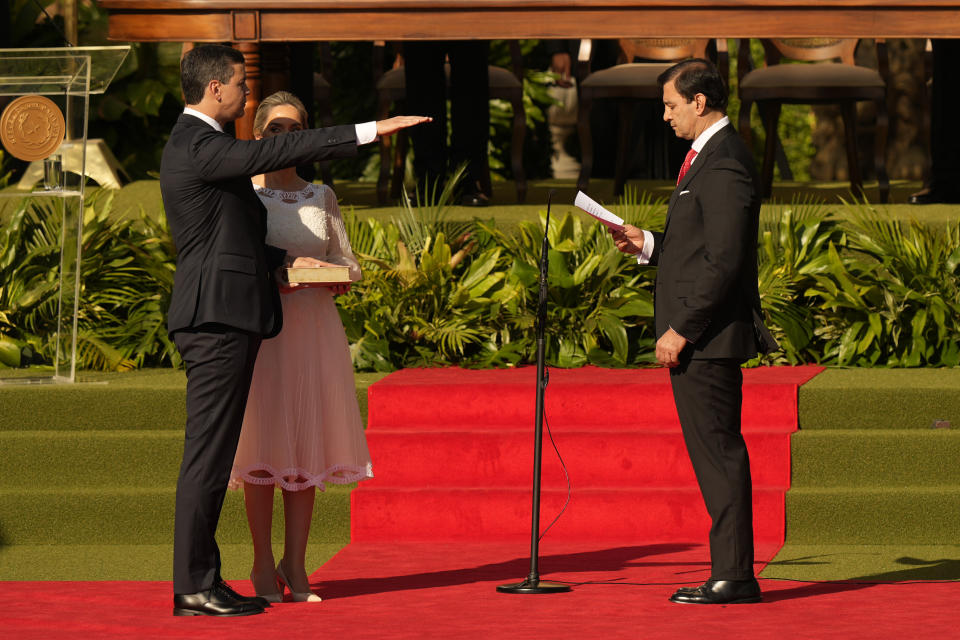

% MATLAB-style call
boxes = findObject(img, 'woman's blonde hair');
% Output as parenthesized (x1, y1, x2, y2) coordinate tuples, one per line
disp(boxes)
(252, 91, 309, 136)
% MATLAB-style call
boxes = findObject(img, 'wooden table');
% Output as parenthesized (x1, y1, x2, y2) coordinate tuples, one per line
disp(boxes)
(100, 0, 960, 136)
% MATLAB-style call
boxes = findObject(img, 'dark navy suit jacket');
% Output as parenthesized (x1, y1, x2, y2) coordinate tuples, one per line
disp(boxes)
(649, 123, 777, 361)
(160, 114, 358, 338)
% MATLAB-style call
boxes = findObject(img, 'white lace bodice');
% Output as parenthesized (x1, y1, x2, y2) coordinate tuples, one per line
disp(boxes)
(255, 183, 361, 281)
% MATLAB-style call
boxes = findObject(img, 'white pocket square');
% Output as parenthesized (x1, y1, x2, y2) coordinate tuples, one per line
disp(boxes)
(679, 190, 691, 195)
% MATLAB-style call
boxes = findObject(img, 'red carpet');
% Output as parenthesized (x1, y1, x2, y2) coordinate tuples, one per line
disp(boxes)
(3, 542, 956, 639)
(354, 365, 824, 543)
(5, 365, 955, 639)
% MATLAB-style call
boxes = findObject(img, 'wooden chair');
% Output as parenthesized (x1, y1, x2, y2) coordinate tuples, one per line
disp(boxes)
(737, 38, 890, 203)
(373, 42, 527, 204)
(576, 38, 727, 195)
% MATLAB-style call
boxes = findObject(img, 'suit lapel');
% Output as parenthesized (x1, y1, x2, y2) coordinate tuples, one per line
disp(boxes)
(664, 124, 736, 235)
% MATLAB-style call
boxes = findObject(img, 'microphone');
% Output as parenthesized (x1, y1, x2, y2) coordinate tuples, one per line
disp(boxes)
(537, 189, 556, 311)
(30, 0, 74, 47)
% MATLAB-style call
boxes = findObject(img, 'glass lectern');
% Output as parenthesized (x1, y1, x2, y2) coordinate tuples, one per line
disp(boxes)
(0, 46, 130, 383)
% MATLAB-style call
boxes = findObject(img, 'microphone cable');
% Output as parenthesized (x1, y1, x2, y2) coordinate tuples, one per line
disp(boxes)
(537, 367, 572, 542)
(30, 0, 74, 47)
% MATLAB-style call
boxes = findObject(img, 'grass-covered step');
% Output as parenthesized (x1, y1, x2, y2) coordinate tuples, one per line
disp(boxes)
(0, 542, 347, 581)
(761, 544, 960, 581)
(0, 486, 351, 546)
(791, 429, 960, 487)
(785, 488, 960, 544)
(0, 369, 386, 431)
(799, 368, 960, 431)
(0, 369, 186, 431)
(2, 430, 183, 489)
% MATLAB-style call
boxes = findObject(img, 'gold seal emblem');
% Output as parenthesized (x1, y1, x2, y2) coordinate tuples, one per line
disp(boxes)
(0, 95, 67, 162)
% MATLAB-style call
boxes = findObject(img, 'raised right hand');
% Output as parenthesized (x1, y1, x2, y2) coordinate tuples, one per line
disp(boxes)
(376, 115, 433, 137)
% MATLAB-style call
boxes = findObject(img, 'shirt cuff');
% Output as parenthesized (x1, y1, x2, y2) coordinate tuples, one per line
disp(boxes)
(668, 326, 691, 343)
(634, 229, 655, 265)
(355, 122, 377, 146)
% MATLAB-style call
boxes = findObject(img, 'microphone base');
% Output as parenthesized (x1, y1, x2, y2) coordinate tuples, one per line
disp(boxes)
(496, 579, 571, 594)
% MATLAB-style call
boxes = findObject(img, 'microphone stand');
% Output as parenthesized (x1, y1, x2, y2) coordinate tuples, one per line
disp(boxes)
(497, 190, 571, 595)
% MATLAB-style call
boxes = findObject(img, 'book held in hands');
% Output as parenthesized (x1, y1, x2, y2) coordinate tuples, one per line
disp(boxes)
(285, 266, 350, 284)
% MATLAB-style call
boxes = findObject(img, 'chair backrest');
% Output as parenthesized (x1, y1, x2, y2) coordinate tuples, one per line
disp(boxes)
(762, 38, 859, 66)
(616, 38, 710, 64)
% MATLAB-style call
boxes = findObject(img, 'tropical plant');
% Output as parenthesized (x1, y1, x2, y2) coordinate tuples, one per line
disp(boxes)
(5, 184, 958, 372)
(339, 169, 501, 369)
(0, 194, 177, 370)
(480, 189, 665, 368)
(337, 185, 666, 371)
(754, 197, 843, 364)
(805, 200, 960, 366)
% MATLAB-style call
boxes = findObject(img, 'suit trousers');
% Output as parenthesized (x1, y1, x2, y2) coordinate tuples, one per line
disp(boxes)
(669, 358, 754, 580)
(403, 40, 490, 193)
(172, 326, 262, 594)
(929, 40, 960, 191)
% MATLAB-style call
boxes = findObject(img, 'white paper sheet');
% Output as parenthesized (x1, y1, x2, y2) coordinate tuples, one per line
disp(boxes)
(574, 191, 624, 231)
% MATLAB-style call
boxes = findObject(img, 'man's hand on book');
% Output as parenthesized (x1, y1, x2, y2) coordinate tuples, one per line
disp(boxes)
(609, 224, 645, 255)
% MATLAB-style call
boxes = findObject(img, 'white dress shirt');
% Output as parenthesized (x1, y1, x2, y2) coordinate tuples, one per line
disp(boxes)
(635, 115, 731, 265)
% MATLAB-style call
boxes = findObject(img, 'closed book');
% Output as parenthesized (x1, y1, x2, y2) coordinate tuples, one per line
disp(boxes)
(285, 265, 350, 284)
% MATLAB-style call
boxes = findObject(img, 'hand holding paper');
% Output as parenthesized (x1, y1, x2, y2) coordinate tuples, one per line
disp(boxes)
(609, 224, 645, 256)
(574, 191, 624, 231)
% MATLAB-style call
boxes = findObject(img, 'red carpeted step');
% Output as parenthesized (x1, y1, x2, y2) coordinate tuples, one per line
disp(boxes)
(351, 487, 785, 543)
(367, 365, 822, 431)
(356, 365, 822, 545)
(364, 430, 791, 489)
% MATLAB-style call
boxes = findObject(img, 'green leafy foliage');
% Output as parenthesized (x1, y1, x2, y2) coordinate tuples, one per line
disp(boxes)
(3, 187, 957, 372)
(338, 186, 664, 370)
(0, 195, 177, 371)
(753, 197, 960, 366)
(806, 200, 960, 366)
(755, 198, 843, 364)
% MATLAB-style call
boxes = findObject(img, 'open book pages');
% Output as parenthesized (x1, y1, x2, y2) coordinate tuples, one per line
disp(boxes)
(286, 265, 351, 284)
(574, 191, 624, 231)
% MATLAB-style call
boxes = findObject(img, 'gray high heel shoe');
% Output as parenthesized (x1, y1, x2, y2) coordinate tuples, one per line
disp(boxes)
(276, 560, 322, 603)
(249, 570, 283, 603)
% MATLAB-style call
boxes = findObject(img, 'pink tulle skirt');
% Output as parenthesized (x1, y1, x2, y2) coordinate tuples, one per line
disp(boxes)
(230, 287, 373, 492)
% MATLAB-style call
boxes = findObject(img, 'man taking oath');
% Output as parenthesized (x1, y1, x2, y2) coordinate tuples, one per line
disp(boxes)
(161, 44, 428, 617)
(610, 58, 778, 605)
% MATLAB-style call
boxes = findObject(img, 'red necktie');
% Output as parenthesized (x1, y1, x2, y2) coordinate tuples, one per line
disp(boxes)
(677, 148, 697, 184)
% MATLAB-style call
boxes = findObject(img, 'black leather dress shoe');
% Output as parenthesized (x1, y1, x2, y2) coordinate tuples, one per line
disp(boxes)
(669, 578, 761, 604)
(173, 583, 266, 617)
(460, 191, 490, 207)
(908, 188, 960, 204)
(217, 579, 271, 608)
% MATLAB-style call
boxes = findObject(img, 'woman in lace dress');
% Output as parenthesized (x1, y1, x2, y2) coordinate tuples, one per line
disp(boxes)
(229, 92, 373, 603)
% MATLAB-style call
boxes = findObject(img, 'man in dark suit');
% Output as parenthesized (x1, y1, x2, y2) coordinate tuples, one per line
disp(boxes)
(610, 59, 778, 605)
(403, 40, 491, 206)
(909, 39, 960, 204)
(161, 44, 427, 617)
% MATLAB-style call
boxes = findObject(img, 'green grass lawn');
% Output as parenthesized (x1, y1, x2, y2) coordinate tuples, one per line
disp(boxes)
(5, 177, 959, 230)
